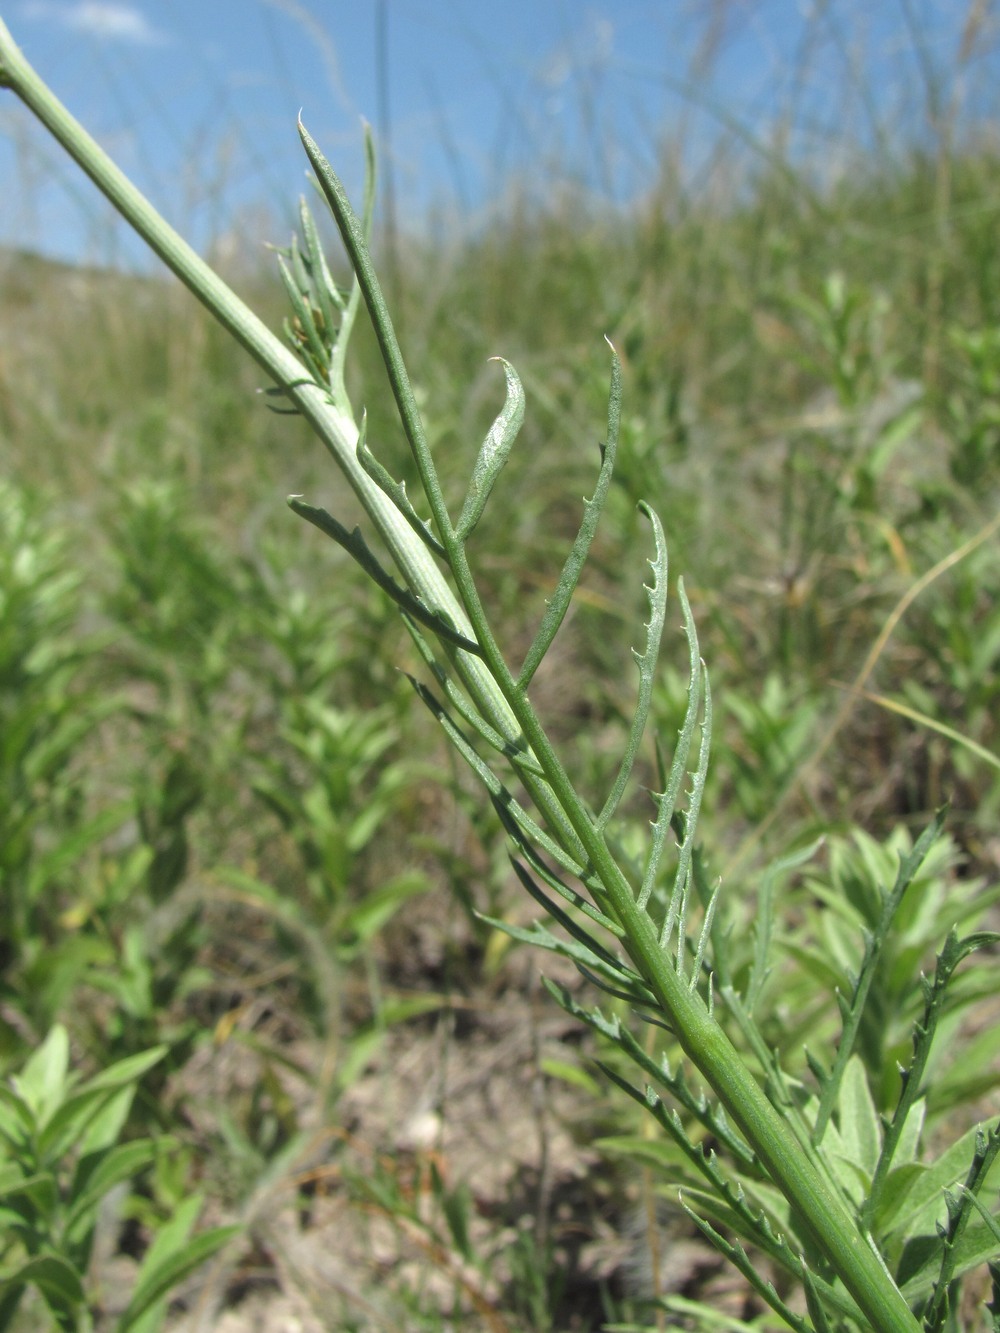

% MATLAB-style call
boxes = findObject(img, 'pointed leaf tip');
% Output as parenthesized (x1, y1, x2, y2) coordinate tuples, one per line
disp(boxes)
(455, 357, 525, 541)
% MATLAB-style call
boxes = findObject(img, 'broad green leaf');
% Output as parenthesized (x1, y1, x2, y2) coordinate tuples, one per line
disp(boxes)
(339, 872, 428, 948)
(0, 1167, 57, 1200)
(79, 1045, 168, 1096)
(118, 1223, 241, 1331)
(539, 1058, 602, 1097)
(78, 1085, 136, 1157)
(818, 1118, 866, 1205)
(64, 1139, 159, 1245)
(332, 1025, 386, 1094)
(38, 1087, 124, 1164)
(431, 1160, 473, 1263)
(930, 1022, 1000, 1116)
(13, 1025, 69, 1125)
(130, 1192, 202, 1280)
(0, 1168, 59, 1240)
(0, 1085, 35, 1143)
(895, 1098, 926, 1166)
(899, 1218, 1000, 1302)
(876, 1163, 928, 1235)
(38, 1046, 165, 1162)
(0, 1162, 28, 1193)
(0, 1251, 85, 1311)
(837, 1054, 881, 1177)
(885, 1123, 999, 1243)
(374, 994, 452, 1025)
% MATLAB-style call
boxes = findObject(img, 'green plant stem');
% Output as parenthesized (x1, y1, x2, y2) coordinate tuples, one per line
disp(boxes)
(0, 22, 921, 1330)
(0, 20, 508, 742)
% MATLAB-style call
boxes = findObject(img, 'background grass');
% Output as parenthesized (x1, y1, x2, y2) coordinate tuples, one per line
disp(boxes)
(1, 7, 999, 1328)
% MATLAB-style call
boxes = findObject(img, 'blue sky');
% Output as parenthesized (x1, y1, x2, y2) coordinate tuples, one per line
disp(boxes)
(0, 2, 993, 268)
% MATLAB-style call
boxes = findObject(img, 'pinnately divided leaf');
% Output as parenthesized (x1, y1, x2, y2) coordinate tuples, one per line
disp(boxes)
(601, 1075, 865, 1325)
(479, 912, 656, 1006)
(865, 926, 1000, 1230)
(639, 580, 703, 911)
(597, 501, 668, 831)
(661, 660, 713, 964)
(922, 1124, 1000, 1330)
(0, 36, 946, 1323)
(680, 1207, 813, 1333)
(543, 980, 756, 1168)
(517, 343, 622, 688)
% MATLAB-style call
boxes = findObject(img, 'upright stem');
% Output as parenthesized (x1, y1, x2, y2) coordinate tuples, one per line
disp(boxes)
(0, 21, 921, 1330)
(0, 19, 508, 739)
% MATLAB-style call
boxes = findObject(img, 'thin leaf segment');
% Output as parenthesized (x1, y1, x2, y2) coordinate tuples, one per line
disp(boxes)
(0, 21, 952, 1328)
(291, 126, 923, 1332)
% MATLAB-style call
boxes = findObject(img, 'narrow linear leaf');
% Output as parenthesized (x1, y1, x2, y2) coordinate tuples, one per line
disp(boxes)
(801, 1262, 836, 1333)
(510, 858, 626, 970)
(597, 502, 668, 830)
(299, 119, 453, 544)
(403, 614, 544, 776)
(455, 358, 525, 541)
(639, 580, 702, 910)
(679, 1203, 815, 1333)
(357, 412, 446, 556)
(518, 342, 621, 688)
(277, 253, 329, 375)
(544, 981, 755, 1168)
(864, 689, 1000, 774)
(479, 914, 654, 1002)
(575, 962, 664, 1008)
(328, 123, 375, 403)
(298, 195, 344, 320)
(661, 664, 713, 959)
(960, 1187, 1000, 1249)
(288, 496, 481, 654)
(288, 232, 312, 299)
(500, 817, 623, 936)
(409, 674, 588, 882)
(260, 376, 320, 414)
(689, 876, 722, 991)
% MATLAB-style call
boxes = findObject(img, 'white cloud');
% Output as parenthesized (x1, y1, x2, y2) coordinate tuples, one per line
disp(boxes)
(19, 2, 170, 46)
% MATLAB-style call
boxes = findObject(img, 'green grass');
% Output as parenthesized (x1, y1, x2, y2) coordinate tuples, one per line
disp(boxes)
(1, 29, 1000, 1329)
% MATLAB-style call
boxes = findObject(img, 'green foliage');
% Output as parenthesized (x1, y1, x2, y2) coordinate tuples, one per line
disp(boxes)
(0, 1026, 237, 1331)
(1, 12, 999, 1327)
(285, 123, 998, 1329)
(0, 483, 123, 1003)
